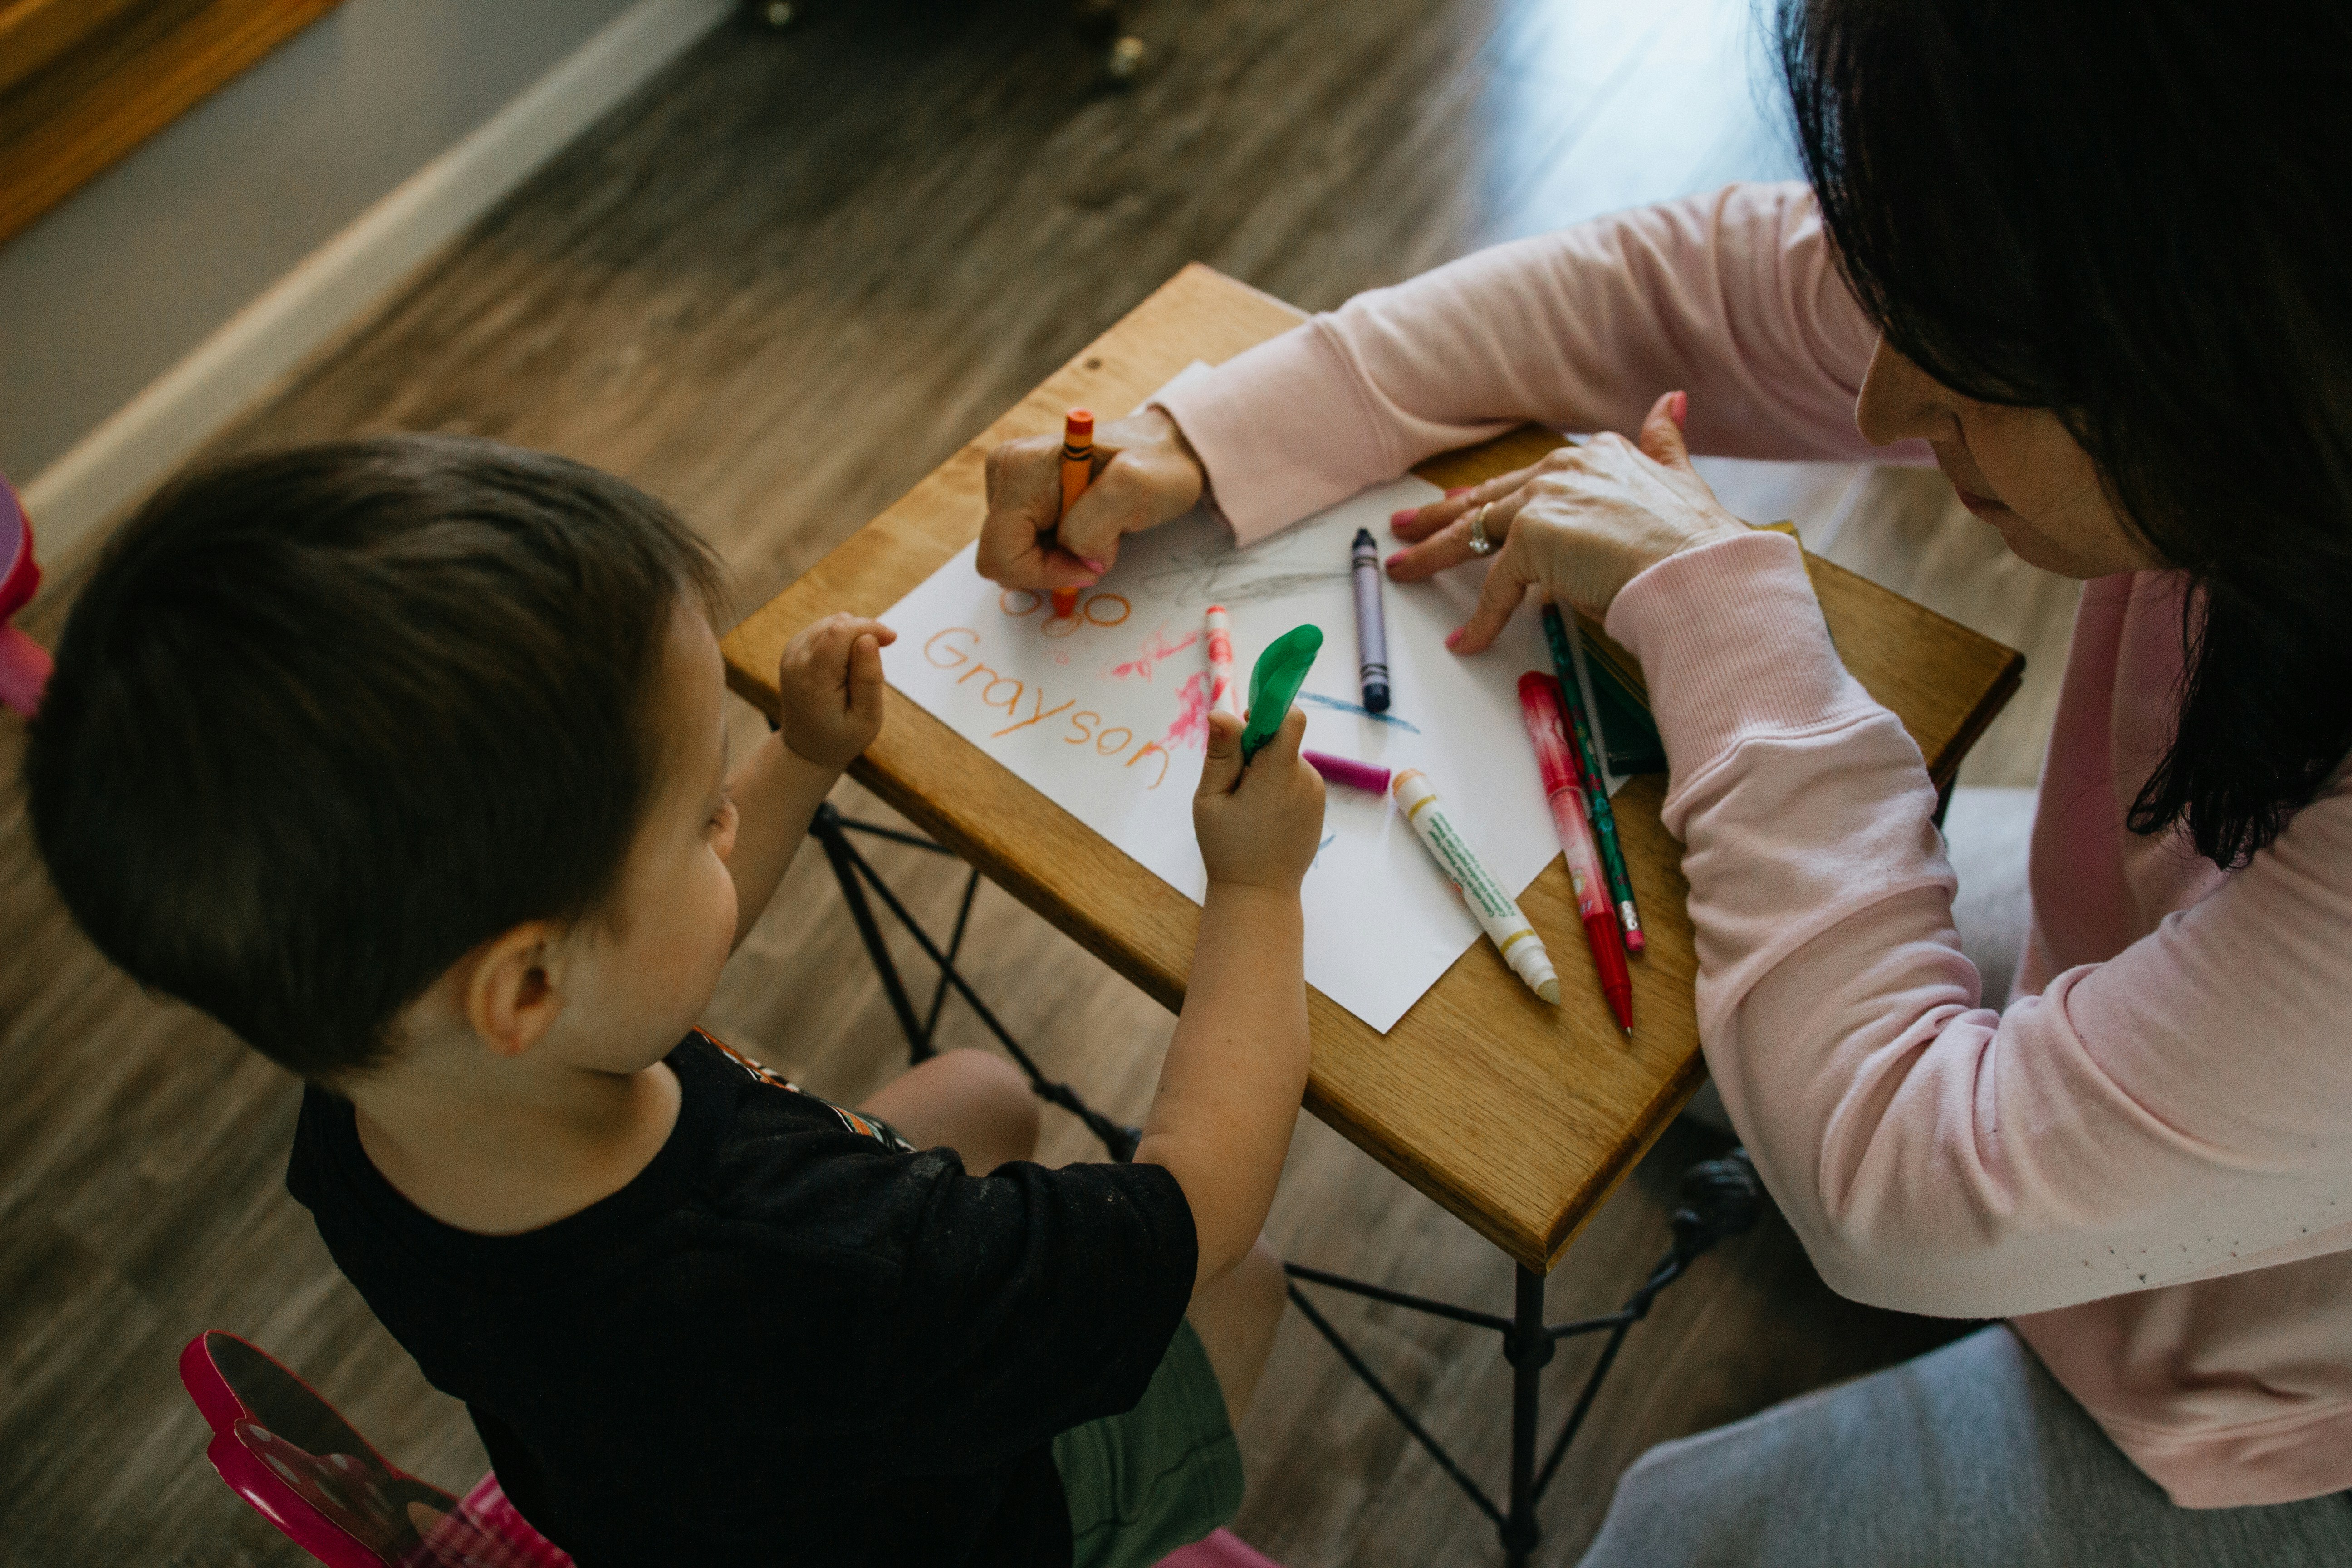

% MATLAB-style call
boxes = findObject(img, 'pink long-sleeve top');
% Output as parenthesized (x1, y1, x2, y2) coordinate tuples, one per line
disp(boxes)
(1155, 182, 2352, 1509)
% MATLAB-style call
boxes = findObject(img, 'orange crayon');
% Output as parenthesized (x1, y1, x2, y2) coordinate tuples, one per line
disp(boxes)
(1051, 409, 1096, 618)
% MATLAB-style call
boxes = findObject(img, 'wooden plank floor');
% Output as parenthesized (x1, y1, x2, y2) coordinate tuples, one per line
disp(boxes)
(0, 1, 2072, 1562)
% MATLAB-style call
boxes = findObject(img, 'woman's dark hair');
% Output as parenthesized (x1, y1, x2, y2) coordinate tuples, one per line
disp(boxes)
(1781, 0, 2352, 867)
(25, 435, 726, 1079)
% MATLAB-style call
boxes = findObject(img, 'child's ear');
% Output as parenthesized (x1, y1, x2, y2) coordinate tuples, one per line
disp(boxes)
(461, 921, 567, 1058)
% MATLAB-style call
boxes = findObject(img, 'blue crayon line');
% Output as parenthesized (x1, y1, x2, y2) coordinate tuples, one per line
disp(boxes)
(1297, 691, 1422, 732)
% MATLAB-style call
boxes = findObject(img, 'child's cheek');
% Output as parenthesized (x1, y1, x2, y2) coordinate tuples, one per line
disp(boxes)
(650, 856, 735, 1023)
(652, 874, 733, 1047)
(696, 852, 739, 971)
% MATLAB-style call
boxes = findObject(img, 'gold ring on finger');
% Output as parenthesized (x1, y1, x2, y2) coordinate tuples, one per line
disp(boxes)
(1467, 501, 1498, 557)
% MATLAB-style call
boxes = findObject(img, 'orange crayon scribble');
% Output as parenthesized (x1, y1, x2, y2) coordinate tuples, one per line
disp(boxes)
(925, 627, 981, 667)
(1126, 741, 1171, 790)
(992, 689, 1075, 738)
(1109, 628, 1200, 681)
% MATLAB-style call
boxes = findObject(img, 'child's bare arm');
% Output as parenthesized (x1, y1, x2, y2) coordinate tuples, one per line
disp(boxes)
(1135, 707, 1323, 1293)
(721, 736, 840, 950)
(726, 614, 895, 949)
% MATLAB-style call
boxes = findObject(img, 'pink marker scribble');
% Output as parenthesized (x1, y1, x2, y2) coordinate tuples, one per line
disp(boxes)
(1108, 628, 1199, 681)
(1162, 671, 1214, 749)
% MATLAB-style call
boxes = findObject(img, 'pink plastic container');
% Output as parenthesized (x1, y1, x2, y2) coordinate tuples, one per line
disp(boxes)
(0, 476, 51, 717)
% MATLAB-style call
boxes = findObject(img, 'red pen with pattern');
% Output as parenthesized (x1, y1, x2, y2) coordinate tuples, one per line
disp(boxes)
(1541, 603, 1644, 951)
(1516, 671, 1633, 1036)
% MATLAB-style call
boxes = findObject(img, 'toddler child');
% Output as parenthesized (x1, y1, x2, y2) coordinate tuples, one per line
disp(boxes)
(25, 434, 1324, 1567)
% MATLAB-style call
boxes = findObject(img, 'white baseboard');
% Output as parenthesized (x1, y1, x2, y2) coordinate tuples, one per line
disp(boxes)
(23, 0, 733, 569)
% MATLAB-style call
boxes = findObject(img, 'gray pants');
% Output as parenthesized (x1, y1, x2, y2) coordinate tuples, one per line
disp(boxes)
(1577, 1326, 2352, 1566)
(1637, 791, 2352, 1563)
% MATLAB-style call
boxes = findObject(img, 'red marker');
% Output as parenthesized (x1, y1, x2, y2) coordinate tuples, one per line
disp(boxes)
(1051, 409, 1095, 618)
(1517, 672, 1633, 1036)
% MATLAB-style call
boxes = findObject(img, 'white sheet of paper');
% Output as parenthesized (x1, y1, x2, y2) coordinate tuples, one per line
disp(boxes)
(878, 478, 1570, 1033)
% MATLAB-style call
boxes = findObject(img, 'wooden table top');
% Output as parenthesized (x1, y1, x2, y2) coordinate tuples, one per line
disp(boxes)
(722, 263, 2024, 1272)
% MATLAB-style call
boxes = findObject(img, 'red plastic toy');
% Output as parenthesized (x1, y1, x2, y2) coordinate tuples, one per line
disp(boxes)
(177, 1331, 571, 1568)
(0, 475, 50, 717)
(178, 1326, 1279, 1567)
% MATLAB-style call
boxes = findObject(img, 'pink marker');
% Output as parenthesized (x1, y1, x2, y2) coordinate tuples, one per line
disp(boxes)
(1204, 604, 1239, 717)
(1303, 750, 1390, 792)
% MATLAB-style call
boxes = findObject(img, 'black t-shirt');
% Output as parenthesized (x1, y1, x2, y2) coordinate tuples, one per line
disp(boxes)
(285, 1030, 1197, 1566)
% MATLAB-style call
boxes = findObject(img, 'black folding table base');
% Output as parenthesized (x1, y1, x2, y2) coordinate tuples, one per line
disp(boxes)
(810, 804, 1761, 1565)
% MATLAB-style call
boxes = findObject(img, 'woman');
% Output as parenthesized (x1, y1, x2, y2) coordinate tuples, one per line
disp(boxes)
(978, 0, 2352, 1560)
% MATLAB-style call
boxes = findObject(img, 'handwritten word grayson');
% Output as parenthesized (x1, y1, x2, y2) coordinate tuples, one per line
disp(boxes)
(924, 625, 1177, 789)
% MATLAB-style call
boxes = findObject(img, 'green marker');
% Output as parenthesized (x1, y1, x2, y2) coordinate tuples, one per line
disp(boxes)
(1541, 604, 1646, 953)
(1238, 624, 1323, 761)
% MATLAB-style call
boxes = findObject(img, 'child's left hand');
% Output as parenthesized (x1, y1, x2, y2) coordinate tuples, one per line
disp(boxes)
(775, 614, 897, 769)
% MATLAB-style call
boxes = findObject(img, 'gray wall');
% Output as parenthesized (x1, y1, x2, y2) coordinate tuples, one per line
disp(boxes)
(0, 0, 641, 483)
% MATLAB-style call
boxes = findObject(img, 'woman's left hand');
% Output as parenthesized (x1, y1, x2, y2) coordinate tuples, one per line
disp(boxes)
(1387, 391, 1749, 653)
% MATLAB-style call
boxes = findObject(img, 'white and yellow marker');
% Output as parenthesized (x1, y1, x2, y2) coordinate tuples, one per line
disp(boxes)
(1392, 768, 1560, 1005)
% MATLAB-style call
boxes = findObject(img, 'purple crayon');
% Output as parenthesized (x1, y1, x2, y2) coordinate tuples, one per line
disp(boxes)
(1350, 527, 1390, 713)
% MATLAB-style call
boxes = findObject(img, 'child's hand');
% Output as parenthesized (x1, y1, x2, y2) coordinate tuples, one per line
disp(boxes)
(1193, 707, 1325, 893)
(775, 614, 897, 770)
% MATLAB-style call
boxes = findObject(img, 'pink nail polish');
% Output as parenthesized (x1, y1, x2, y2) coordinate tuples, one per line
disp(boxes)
(1444, 627, 1464, 650)
(1445, 487, 1471, 499)
(1082, 557, 1107, 573)
(1668, 390, 1688, 427)
(1385, 549, 1409, 570)
(1390, 508, 1417, 526)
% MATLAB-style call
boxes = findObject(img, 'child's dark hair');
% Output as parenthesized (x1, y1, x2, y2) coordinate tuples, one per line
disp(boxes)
(25, 435, 727, 1080)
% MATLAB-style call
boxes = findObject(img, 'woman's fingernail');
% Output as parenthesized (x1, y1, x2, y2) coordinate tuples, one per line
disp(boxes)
(1446, 487, 1472, 499)
(1444, 627, 1464, 650)
(1390, 508, 1418, 526)
(1386, 549, 1410, 569)
(1668, 390, 1688, 426)
(1082, 557, 1107, 573)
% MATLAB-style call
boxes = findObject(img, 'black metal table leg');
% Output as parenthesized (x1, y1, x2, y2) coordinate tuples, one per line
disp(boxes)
(921, 870, 983, 1044)
(1504, 1266, 1553, 1564)
(811, 805, 932, 1058)
(807, 803, 1141, 1160)
(1285, 1149, 1765, 1561)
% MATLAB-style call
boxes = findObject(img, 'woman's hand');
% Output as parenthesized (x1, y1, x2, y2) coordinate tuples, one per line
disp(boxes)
(1387, 391, 1749, 652)
(975, 408, 1205, 590)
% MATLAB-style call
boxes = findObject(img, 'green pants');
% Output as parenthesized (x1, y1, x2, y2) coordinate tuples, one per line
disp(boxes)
(1052, 1320, 1245, 1568)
